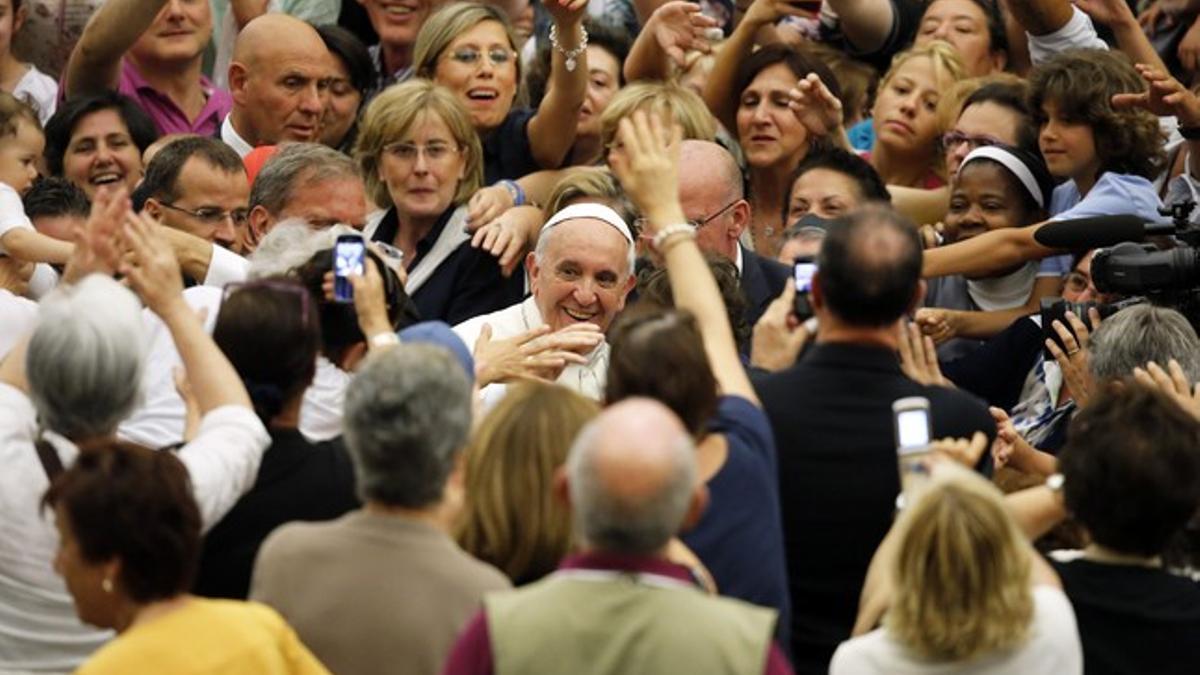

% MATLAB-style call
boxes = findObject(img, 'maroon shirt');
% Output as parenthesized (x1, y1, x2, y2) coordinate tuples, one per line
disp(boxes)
(442, 551, 795, 675)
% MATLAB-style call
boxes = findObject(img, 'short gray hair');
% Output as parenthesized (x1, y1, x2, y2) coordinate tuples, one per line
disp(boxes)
(342, 344, 473, 507)
(247, 219, 358, 279)
(1089, 304, 1200, 382)
(565, 416, 697, 555)
(27, 275, 145, 439)
(248, 143, 360, 215)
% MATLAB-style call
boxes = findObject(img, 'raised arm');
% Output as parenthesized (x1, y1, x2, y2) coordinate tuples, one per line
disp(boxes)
(624, 1, 718, 83)
(824, 0, 899, 54)
(65, 0, 171, 95)
(611, 110, 758, 404)
(1074, 0, 1169, 72)
(1005, 0, 1074, 36)
(527, 0, 590, 169)
(1113, 64, 1200, 181)
(702, 0, 804, 130)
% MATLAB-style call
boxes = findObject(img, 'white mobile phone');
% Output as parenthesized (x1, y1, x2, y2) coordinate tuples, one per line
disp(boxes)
(893, 397, 932, 500)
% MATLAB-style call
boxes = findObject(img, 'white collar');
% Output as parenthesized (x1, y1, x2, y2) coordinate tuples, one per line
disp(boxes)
(221, 114, 254, 158)
(734, 244, 744, 277)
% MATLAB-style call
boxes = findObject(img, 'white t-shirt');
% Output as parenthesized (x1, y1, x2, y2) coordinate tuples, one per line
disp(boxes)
(0, 288, 37, 359)
(0, 183, 33, 255)
(118, 285, 348, 447)
(0, 384, 268, 671)
(12, 64, 58, 125)
(830, 586, 1083, 675)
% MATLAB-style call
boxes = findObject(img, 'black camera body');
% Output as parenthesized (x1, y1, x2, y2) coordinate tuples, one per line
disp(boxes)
(1092, 200, 1200, 295)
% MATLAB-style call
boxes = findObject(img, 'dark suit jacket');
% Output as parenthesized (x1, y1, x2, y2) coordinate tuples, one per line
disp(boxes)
(754, 342, 995, 674)
(741, 246, 790, 327)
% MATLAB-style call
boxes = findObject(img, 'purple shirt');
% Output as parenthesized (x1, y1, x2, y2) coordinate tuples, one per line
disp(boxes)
(441, 552, 795, 675)
(117, 61, 232, 136)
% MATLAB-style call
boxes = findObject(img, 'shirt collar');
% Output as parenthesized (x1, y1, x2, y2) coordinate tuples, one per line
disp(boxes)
(221, 115, 254, 158)
(734, 243, 744, 276)
(559, 551, 696, 584)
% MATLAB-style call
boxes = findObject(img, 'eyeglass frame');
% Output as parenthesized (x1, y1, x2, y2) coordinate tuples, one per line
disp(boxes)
(635, 199, 741, 231)
(381, 141, 462, 164)
(222, 279, 313, 327)
(158, 201, 250, 227)
(940, 130, 1005, 153)
(444, 47, 516, 68)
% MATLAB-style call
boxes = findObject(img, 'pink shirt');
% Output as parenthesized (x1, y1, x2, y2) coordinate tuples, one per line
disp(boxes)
(117, 61, 232, 137)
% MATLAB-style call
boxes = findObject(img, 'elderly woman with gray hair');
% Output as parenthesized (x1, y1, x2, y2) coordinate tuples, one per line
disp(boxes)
(250, 344, 510, 675)
(0, 198, 269, 671)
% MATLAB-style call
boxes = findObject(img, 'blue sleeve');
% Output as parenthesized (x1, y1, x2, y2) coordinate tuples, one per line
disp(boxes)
(1049, 173, 1164, 223)
(709, 396, 777, 476)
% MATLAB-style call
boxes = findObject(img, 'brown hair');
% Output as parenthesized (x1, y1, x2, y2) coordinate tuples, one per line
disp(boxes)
(455, 383, 599, 583)
(1029, 49, 1166, 180)
(43, 441, 201, 604)
(606, 305, 718, 438)
(0, 90, 40, 138)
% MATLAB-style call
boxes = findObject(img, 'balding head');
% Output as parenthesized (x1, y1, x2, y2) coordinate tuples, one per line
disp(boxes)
(229, 15, 332, 147)
(564, 398, 706, 555)
(815, 205, 923, 328)
(677, 140, 749, 260)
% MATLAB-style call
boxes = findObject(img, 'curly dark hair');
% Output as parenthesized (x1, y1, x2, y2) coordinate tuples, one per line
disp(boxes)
(1029, 49, 1166, 181)
(1059, 382, 1200, 557)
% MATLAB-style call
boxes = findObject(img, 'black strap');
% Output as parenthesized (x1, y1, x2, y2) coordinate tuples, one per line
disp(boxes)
(34, 437, 64, 480)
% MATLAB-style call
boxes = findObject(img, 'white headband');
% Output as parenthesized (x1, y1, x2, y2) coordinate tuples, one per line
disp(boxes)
(540, 202, 634, 244)
(960, 146, 1045, 209)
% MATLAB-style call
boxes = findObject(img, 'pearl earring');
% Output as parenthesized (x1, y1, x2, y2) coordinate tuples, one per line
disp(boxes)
(101, 578, 113, 593)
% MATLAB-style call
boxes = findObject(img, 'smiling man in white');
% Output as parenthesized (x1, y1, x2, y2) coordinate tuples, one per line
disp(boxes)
(453, 203, 636, 401)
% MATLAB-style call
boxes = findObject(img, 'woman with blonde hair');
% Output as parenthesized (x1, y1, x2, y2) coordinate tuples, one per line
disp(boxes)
(455, 382, 599, 584)
(833, 464, 1082, 673)
(354, 78, 523, 324)
(867, 41, 966, 189)
(599, 80, 716, 163)
(413, 1, 588, 183)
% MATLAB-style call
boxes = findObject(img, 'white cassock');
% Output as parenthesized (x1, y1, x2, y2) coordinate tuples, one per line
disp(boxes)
(453, 296, 609, 404)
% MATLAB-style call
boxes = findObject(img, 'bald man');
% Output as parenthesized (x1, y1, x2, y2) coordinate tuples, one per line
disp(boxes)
(678, 140, 790, 327)
(444, 398, 794, 675)
(222, 15, 333, 156)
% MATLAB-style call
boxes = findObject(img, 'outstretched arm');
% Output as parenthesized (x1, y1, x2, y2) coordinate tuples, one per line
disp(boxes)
(611, 110, 759, 405)
(922, 223, 1056, 278)
(527, 0, 590, 169)
(65, 0, 171, 95)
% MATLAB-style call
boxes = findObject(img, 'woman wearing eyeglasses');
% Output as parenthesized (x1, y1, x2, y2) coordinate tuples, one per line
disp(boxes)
(354, 79, 524, 325)
(413, 1, 588, 184)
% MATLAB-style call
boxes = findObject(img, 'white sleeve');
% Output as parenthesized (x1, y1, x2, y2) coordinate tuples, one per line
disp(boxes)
(25, 263, 58, 299)
(176, 405, 270, 530)
(0, 289, 37, 359)
(1027, 7, 1108, 66)
(0, 185, 33, 255)
(202, 244, 250, 287)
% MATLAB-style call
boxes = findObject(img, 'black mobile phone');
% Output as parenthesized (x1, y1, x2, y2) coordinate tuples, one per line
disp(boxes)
(793, 256, 817, 319)
(333, 234, 366, 303)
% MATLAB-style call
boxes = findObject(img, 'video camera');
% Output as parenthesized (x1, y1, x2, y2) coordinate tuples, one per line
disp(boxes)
(1090, 201, 1200, 296)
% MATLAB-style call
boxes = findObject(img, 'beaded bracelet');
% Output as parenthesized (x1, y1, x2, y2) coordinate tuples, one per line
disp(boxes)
(549, 23, 588, 73)
(651, 223, 695, 252)
(496, 179, 526, 207)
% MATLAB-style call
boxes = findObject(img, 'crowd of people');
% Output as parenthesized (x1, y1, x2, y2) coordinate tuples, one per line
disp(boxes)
(1, 0, 1200, 672)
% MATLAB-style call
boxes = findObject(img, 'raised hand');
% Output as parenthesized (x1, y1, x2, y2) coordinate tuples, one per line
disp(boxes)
(1134, 358, 1200, 421)
(788, 73, 845, 140)
(470, 206, 541, 277)
(465, 185, 513, 231)
(474, 322, 604, 385)
(649, 1, 720, 67)
(742, 0, 816, 29)
(62, 186, 128, 284)
(608, 110, 683, 233)
(1112, 63, 1200, 125)
(1044, 308, 1101, 407)
(119, 210, 184, 316)
(751, 279, 812, 371)
(898, 320, 951, 387)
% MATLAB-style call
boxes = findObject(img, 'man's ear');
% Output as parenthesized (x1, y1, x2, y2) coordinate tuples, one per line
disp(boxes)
(552, 467, 570, 508)
(907, 279, 927, 315)
(679, 484, 709, 534)
(13, 5, 26, 32)
(143, 198, 163, 220)
(242, 205, 272, 252)
(526, 251, 540, 282)
(227, 62, 249, 102)
(991, 49, 1008, 73)
(729, 199, 750, 239)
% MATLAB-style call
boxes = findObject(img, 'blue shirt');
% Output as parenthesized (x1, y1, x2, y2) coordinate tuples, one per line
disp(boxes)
(1040, 171, 1164, 275)
(682, 395, 792, 650)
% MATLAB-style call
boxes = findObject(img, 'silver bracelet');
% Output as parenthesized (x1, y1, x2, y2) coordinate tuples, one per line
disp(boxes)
(549, 23, 588, 73)
(651, 223, 695, 251)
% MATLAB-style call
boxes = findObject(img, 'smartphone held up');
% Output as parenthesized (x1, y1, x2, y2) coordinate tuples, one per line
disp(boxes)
(333, 234, 366, 303)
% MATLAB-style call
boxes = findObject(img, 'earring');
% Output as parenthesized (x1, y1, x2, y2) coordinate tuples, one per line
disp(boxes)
(101, 578, 113, 593)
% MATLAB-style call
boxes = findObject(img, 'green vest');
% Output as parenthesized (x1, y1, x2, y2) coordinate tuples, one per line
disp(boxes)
(486, 569, 777, 675)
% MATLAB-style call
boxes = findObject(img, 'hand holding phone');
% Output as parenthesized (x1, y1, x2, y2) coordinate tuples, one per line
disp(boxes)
(333, 235, 366, 303)
(792, 256, 817, 320)
(893, 396, 932, 500)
